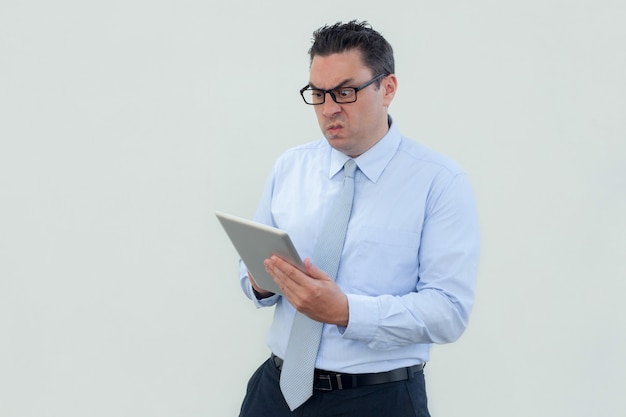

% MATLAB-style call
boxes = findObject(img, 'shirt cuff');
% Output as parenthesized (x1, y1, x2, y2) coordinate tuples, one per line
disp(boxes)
(342, 293, 379, 342)
(246, 279, 280, 307)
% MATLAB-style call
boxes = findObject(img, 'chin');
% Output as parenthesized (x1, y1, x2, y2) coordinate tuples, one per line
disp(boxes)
(329, 142, 358, 157)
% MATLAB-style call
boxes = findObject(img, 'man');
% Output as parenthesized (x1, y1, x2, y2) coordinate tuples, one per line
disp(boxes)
(238, 20, 479, 417)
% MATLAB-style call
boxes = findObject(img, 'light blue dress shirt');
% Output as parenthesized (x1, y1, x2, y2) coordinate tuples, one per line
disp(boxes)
(240, 119, 480, 374)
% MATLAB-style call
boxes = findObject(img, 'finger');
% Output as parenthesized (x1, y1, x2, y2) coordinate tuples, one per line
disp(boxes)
(304, 258, 332, 281)
(265, 257, 302, 292)
(269, 256, 301, 278)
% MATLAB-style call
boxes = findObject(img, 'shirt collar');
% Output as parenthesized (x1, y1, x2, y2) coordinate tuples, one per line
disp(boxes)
(328, 116, 401, 183)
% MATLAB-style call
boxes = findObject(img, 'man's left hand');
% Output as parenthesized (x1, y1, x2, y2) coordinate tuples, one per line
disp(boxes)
(264, 256, 349, 326)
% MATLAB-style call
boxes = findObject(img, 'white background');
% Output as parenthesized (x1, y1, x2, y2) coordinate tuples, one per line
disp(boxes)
(1, 1, 625, 416)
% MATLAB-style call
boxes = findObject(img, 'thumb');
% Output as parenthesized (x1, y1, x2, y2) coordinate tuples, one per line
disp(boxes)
(304, 258, 331, 281)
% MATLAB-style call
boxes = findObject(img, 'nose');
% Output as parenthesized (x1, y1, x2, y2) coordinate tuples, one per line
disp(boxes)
(321, 92, 342, 117)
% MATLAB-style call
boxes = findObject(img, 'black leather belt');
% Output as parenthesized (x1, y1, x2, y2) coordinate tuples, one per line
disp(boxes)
(270, 354, 425, 391)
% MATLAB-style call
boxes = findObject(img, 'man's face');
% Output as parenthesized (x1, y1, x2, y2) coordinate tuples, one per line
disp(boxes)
(308, 49, 397, 158)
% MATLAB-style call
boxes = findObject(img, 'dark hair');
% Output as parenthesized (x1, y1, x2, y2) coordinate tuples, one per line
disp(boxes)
(309, 20, 395, 79)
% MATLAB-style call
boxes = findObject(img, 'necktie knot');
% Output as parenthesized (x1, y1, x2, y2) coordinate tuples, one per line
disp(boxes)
(343, 159, 357, 179)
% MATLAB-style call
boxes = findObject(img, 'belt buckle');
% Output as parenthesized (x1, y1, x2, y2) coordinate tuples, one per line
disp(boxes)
(316, 374, 333, 391)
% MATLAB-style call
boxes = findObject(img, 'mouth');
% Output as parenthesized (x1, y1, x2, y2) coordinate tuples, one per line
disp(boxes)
(326, 123, 343, 135)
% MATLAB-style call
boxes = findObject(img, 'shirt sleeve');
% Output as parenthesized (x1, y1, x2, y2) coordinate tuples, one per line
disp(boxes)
(341, 172, 480, 350)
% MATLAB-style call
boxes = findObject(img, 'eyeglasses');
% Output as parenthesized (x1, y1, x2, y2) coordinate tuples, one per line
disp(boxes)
(299, 73, 388, 105)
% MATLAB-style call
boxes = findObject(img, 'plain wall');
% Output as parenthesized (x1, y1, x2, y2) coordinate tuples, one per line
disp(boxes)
(1, 1, 625, 416)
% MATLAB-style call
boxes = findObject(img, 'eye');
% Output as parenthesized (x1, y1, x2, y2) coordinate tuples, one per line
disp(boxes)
(338, 88, 355, 98)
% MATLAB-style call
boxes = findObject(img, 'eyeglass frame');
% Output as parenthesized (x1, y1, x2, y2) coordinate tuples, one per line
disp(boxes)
(299, 73, 389, 105)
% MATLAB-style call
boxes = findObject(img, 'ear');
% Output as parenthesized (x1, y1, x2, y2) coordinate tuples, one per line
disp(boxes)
(381, 74, 398, 107)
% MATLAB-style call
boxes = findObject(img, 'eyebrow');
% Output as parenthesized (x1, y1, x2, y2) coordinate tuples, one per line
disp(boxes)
(308, 78, 355, 90)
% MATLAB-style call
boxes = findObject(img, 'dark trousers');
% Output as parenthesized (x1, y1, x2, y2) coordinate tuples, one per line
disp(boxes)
(239, 358, 430, 417)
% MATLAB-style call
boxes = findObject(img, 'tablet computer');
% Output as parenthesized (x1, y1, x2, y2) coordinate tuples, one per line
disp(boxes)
(215, 211, 304, 295)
